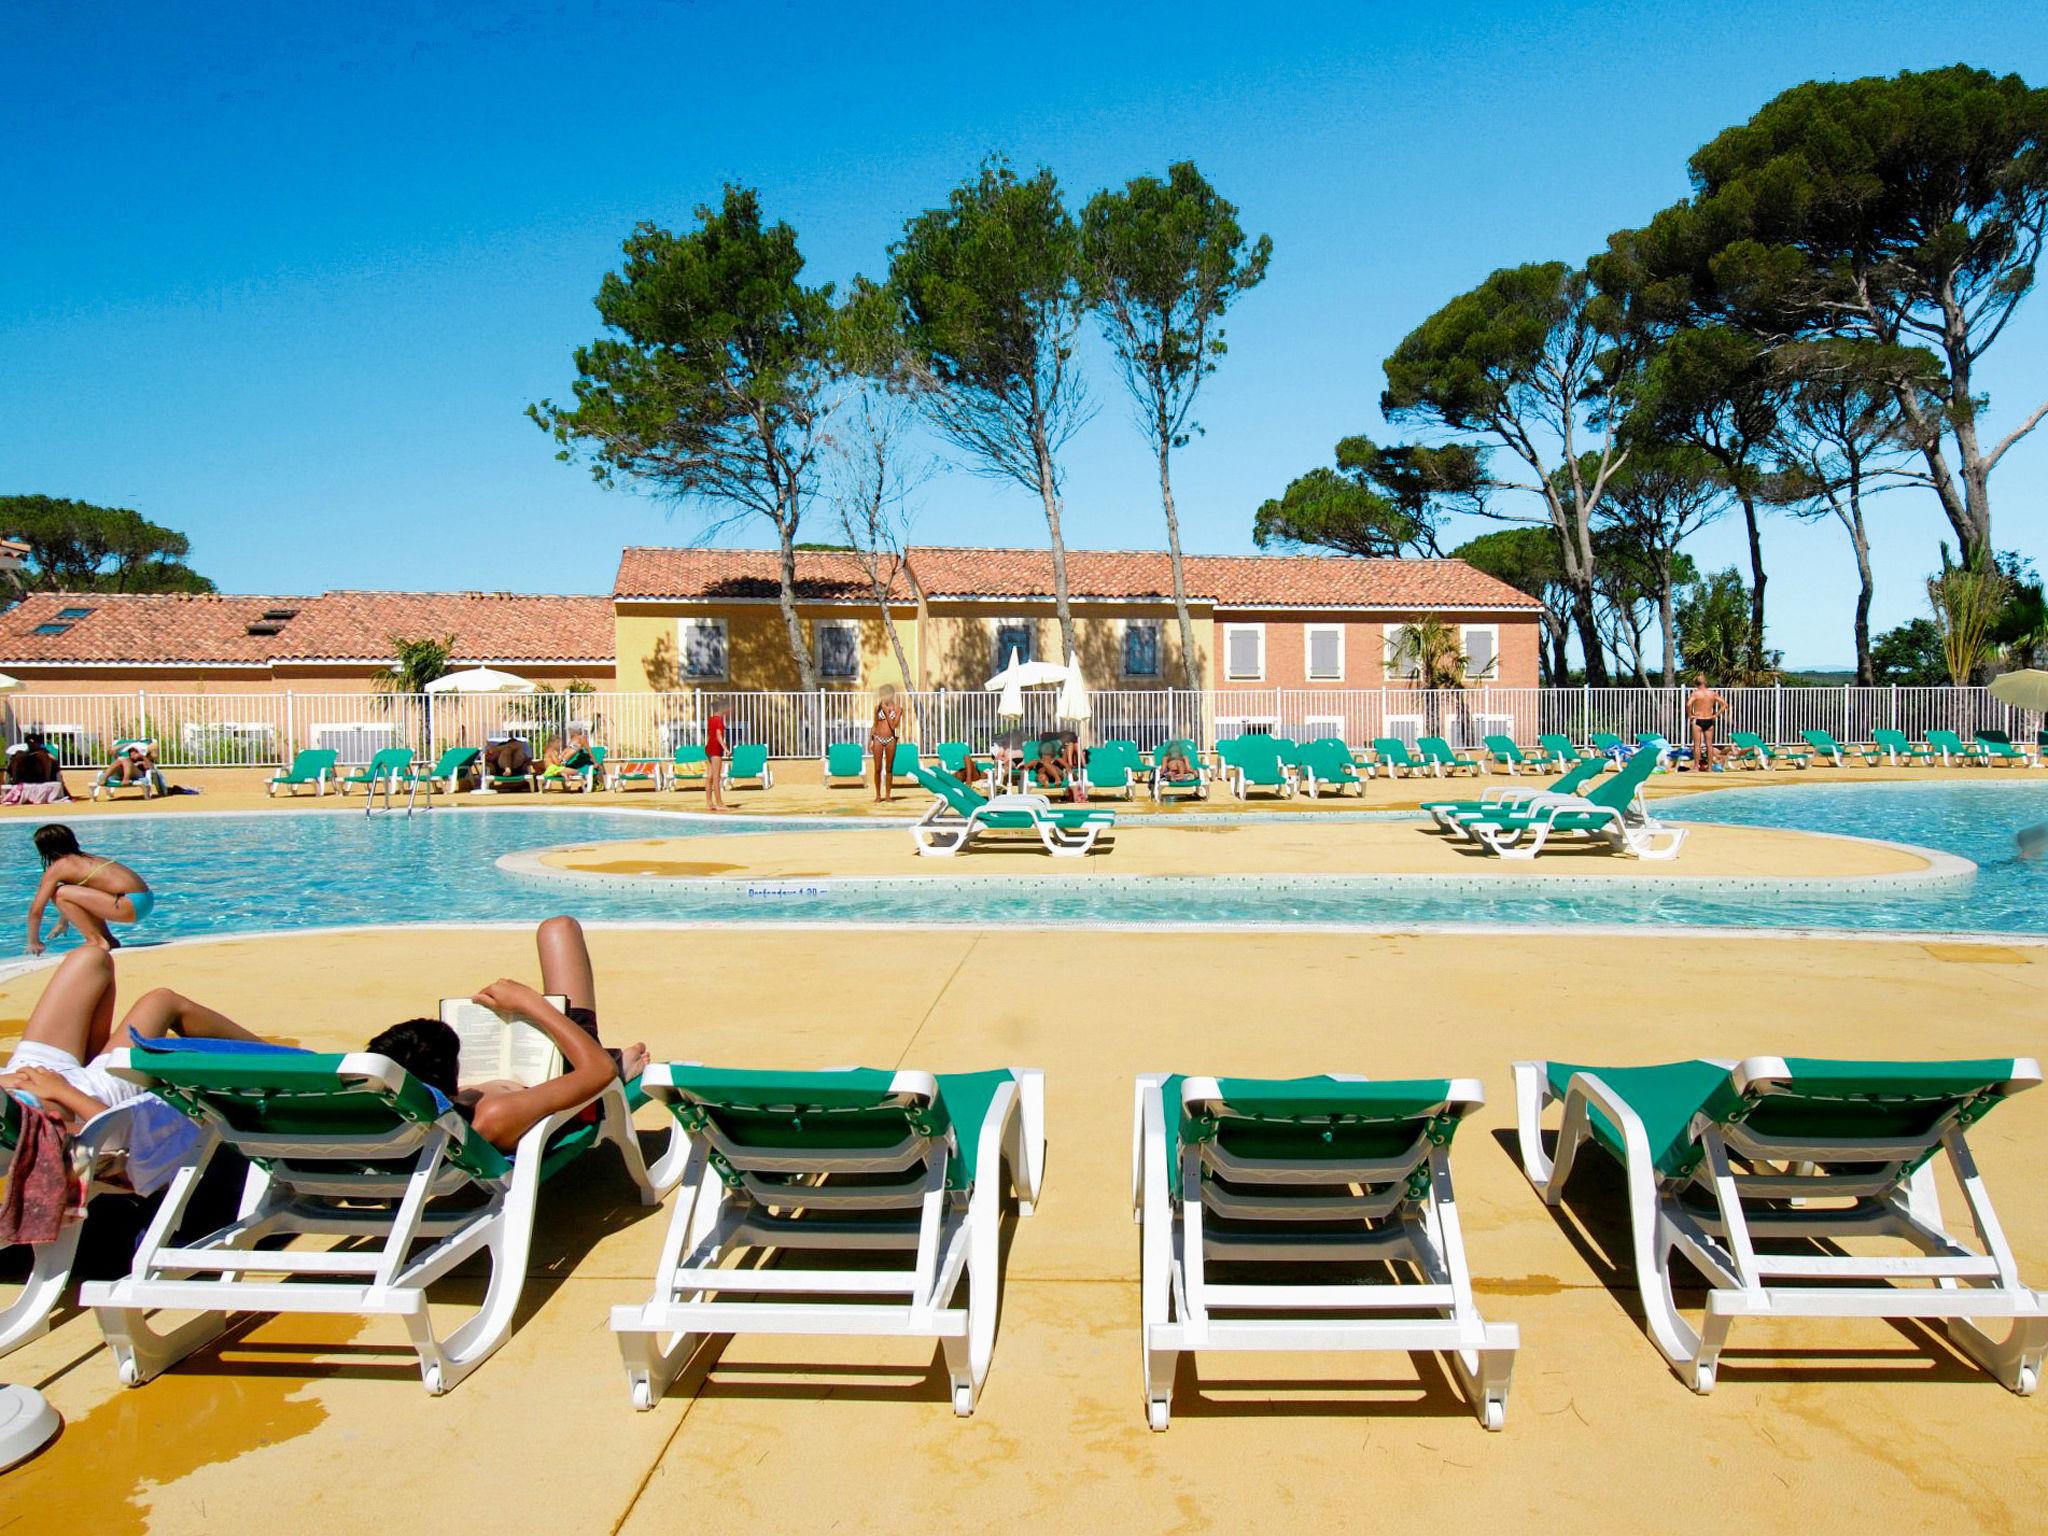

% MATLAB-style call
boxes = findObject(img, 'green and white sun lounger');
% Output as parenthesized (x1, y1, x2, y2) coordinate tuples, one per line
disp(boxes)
(337, 746, 414, 796)
(1589, 732, 1628, 757)
(1455, 748, 1681, 859)
(1371, 737, 1426, 778)
(1298, 737, 1367, 798)
(612, 1063, 1045, 1415)
(1417, 736, 1483, 777)
(1871, 727, 1936, 766)
(1482, 734, 1537, 775)
(726, 741, 773, 788)
(0, 1093, 148, 1359)
(403, 746, 480, 796)
(541, 744, 608, 793)
(1514, 1055, 2047, 1394)
(1227, 739, 1295, 799)
(824, 740, 866, 785)
(1537, 733, 1593, 767)
(908, 765, 1114, 857)
(1134, 1073, 1517, 1431)
(1801, 728, 1874, 767)
(1927, 728, 1990, 766)
(889, 741, 921, 784)
(1976, 730, 2032, 765)
(1726, 730, 1806, 770)
(267, 748, 339, 797)
(80, 1034, 686, 1394)
(1420, 756, 1604, 831)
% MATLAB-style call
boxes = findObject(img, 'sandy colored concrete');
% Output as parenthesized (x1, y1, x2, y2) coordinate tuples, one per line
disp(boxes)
(4, 757, 2042, 822)
(532, 819, 1935, 881)
(3, 926, 2046, 1532)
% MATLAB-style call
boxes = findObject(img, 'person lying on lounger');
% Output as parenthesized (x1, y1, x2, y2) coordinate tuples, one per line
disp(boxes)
(0, 947, 259, 1137)
(358, 915, 649, 1151)
(1158, 746, 1199, 784)
(25, 823, 154, 954)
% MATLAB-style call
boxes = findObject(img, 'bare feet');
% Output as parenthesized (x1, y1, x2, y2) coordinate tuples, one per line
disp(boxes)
(619, 1042, 650, 1080)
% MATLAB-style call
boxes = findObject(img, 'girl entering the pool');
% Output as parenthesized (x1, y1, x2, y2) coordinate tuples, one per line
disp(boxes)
(24, 823, 153, 955)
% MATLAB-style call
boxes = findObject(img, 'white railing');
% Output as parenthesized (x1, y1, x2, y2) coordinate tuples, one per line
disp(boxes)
(2, 685, 2039, 767)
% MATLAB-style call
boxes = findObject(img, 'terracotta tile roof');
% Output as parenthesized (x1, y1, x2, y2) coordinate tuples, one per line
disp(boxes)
(0, 591, 614, 667)
(903, 546, 1541, 610)
(614, 546, 907, 602)
(616, 544, 1537, 610)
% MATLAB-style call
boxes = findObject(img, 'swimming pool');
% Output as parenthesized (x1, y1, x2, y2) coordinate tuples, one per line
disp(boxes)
(3, 782, 2044, 952)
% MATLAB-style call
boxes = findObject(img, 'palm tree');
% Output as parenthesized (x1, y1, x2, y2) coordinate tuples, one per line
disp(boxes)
(376, 634, 454, 754)
(1390, 614, 1469, 734)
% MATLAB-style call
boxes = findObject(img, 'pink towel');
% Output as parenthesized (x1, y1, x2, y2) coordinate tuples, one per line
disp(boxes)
(0, 1101, 80, 1244)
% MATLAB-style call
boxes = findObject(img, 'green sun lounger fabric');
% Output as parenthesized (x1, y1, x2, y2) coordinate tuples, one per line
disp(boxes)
(661, 1065, 1017, 1188)
(1543, 1057, 2025, 1180)
(1158, 1074, 1462, 1178)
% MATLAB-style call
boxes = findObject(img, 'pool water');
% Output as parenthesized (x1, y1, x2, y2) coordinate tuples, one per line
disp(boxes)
(3, 782, 2045, 953)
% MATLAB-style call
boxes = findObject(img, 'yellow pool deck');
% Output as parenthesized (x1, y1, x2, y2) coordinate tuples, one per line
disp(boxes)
(4, 925, 2046, 1533)
(525, 819, 1938, 883)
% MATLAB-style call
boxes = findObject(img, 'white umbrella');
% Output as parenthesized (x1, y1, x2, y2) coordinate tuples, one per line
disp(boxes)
(995, 672, 1026, 720)
(424, 667, 536, 695)
(0, 673, 24, 694)
(984, 654, 1073, 690)
(1055, 652, 1091, 721)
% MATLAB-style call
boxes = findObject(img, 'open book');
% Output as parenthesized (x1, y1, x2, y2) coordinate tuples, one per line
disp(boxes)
(439, 995, 567, 1089)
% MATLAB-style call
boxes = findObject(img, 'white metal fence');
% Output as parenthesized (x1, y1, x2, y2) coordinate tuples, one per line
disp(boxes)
(2, 686, 2039, 768)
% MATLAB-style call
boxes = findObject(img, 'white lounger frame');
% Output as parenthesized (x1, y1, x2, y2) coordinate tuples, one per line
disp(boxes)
(612, 1065, 1045, 1416)
(0, 1102, 139, 1358)
(1514, 1055, 2048, 1393)
(1133, 1073, 1518, 1432)
(80, 1051, 686, 1393)
(1456, 787, 1686, 861)
(909, 793, 1110, 858)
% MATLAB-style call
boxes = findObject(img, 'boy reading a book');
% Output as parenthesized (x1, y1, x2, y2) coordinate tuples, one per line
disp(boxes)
(368, 915, 649, 1151)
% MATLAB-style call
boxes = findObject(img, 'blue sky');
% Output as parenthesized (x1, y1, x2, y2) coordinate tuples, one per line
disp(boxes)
(3, 0, 2044, 668)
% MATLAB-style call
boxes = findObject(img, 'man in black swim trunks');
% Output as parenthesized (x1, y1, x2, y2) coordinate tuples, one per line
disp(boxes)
(1685, 675, 1727, 771)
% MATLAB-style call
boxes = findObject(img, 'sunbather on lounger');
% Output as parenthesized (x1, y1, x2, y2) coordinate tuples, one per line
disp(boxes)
(1031, 738, 1075, 801)
(0, 947, 262, 1135)
(367, 915, 650, 1151)
(1158, 747, 1198, 784)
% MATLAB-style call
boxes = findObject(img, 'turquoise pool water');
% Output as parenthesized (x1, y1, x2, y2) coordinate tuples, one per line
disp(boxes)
(2, 782, 2044, 952)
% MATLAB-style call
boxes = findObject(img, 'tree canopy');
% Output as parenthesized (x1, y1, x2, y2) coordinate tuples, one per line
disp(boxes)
(0, 495, 213, 594)
(1253, 436, 1477, 558)
(886, 158, 1095, 658)
(531, 186, 838, 688)
(1667, 66, 2048, 568)
(1084, 161, 1270, 683)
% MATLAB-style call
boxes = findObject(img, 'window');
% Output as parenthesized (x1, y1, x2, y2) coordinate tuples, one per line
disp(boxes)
(1122, 620, 1160, 678)
(56, 607, 93, 620)
(1462, 625, 1499, 680)
(1223, 624, 1265, 681)
(992, 619, 1034, 670)
(816, 621, 859, 680)
(679, 618, 728, 680)
(1383, 625, 1421, 679)
(34, 622, 70, 636)
(1305, 624, 1344, 681)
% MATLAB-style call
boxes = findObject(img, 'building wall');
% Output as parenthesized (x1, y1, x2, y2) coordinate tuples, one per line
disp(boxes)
(917, 601, 1211, 691)
(1209, 610, 1541, 690)
(613, 602, 918, 693)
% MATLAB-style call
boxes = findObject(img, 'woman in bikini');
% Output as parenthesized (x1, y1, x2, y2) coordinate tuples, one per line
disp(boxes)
(870, 684, 904, 804)
(704, 709, 728, 813)
(25, 823, 154, 954)
(1686, 675, 1727, 772)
